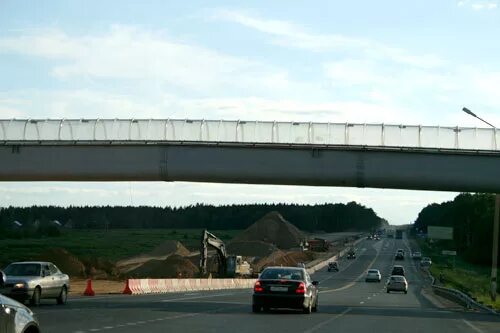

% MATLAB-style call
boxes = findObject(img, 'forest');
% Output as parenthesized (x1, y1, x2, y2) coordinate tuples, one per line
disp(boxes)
(0, 202, 386, 238)
(414, 193, 498, 265)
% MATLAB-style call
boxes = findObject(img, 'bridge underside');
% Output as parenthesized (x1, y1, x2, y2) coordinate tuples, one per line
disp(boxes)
(1, 144, 499, 192)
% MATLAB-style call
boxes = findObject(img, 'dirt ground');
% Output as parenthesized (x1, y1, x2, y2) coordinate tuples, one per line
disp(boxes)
(70, 279, 125, 295)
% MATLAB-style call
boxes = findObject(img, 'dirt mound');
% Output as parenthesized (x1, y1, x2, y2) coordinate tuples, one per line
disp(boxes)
(36, 248, 86, 278)
(127, 254, 198, 278)
(149, 240, 191, 257)
(227, 240, 277, 257)
(233, 212, 305, 249)
(253, 250, 312, 272)
(116, 240, 191, 273)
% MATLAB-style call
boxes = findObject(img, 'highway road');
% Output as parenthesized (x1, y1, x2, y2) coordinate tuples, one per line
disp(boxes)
(32, 238, 500, 333)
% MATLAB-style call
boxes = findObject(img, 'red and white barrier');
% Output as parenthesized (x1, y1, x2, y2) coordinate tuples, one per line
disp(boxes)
(122, 278, 256, 295)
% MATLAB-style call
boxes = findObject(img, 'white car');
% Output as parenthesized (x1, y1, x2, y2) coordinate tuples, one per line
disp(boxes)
(412, 252, 422, 260)
(386, 275, 408, 294)
(420, 257, 432, 267)
(365, 269, 381, 282)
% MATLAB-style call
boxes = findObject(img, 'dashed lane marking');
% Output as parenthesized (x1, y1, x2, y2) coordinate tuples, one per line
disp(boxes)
(72, 305, 246, 333)
(303, 307, 351, 333)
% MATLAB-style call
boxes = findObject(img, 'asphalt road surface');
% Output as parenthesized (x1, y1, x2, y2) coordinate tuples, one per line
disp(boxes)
(33, 238, 500, 333)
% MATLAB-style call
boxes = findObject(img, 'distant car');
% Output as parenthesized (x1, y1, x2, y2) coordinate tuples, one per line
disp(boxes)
(252, 266, 319, 314)
(365, 269, 381, 282)
(3, 261, 70, 306)
(386, 275, 408, 294)
(412, 252, 422, 260)
(395, 250, 405, 260)
(347, 250, 356, 259)
(327, 262, 339, 272)
(297, 262, 306, 269)
(0, 270, 41, 333)
(420, 257, 432, 267)
(391, 265, 405, 276)
(367, 235, 373, 240)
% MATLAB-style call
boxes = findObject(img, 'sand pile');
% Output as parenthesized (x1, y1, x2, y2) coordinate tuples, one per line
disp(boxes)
(227, 240, 277, 257)
(127, 254, 198, 278)
(232, 211, 304, 249)
(149, 240, 191, 257)
(253, 250, 312, 272)
(116, 240, 191, 273)
(36, 248, 86, 277)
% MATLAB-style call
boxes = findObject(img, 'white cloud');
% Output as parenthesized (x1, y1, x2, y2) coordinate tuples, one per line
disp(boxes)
(212, 9, 445, 69)
(0, 26, 286, 95)
(458, 0, 498, 10)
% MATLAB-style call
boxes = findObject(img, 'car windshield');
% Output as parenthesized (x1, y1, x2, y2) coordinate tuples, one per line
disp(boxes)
(260, 268, 304, 280)
(4, 263, 41, 277)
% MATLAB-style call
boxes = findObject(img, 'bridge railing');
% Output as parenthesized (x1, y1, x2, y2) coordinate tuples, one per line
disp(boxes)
(0, 119, 498, 151)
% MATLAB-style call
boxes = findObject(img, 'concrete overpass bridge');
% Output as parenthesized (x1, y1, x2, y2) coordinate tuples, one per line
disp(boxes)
(0, 119, 499, 192)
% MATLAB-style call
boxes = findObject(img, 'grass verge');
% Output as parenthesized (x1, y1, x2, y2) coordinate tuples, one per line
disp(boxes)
(416, 238, 500, 311)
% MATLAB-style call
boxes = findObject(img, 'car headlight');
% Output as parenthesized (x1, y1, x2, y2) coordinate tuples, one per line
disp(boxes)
(14, 282, 26, 289)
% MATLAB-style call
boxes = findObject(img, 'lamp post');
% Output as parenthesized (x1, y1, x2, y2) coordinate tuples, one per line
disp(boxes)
(462, 107, 499, 301)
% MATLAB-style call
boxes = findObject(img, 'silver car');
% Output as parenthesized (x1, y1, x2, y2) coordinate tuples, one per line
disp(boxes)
(3, 261, 70, 306)
(386, 275, 408, 294)
(0, 270, 41, 333)
(365, 269, 381, 282)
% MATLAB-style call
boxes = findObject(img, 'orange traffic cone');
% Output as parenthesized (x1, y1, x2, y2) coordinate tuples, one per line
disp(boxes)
(83, 279, 95, 296)
(122, 279, 132, 295)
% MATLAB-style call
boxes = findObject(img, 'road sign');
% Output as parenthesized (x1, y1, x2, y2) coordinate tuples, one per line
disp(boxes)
(442, 250, 457, 256)
(428, 226, 453, 240)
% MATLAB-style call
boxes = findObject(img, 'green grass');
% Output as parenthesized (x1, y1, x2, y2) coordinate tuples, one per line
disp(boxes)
(416, 239, 500, 310)
(0, 228, 240, 267)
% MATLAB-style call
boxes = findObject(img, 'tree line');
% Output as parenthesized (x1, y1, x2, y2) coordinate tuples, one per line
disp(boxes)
(0, 202, 386, 238)
(414, 193, 498, 265)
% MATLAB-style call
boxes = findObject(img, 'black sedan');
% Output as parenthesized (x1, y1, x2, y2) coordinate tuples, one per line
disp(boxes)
(252, 266, 319, 314)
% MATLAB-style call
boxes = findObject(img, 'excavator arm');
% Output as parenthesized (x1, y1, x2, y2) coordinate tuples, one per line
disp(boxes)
(200, 230, 228, 276)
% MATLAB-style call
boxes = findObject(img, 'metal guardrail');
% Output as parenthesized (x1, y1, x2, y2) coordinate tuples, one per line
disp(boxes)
(0, 119, 499, 151)
(423, 267, 498, 315)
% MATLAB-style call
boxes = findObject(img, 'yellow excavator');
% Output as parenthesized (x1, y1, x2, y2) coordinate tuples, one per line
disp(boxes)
(199, 230, 252, 278)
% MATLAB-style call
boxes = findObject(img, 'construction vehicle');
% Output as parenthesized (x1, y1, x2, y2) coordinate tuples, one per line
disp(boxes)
(307, 238, 331, 252)
(199, 230, 252, 278)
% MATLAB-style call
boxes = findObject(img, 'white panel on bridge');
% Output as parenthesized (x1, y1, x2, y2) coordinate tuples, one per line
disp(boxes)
(0, 119, 498, 151)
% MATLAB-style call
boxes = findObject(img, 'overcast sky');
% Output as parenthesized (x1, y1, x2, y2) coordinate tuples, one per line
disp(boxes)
(1, 0, 499, 225)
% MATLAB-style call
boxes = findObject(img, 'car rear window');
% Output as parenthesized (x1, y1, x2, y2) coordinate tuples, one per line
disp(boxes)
(260, 268, 304, 280)
(368, 270, 379, 273)
(4, 263, 41, 276)
(390, 276, 405, 282)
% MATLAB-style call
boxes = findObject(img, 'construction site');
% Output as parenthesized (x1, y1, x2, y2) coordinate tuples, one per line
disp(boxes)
(33, 211, 362, 294)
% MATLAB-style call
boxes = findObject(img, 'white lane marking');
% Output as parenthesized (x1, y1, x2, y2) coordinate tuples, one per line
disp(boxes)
(367, 297, 371, 299)
(360, 301, 365, 304)
(73, 304, 247, 333)
(462, 319, 484, 333)
(161, 292, 235, 302)
(178, 300, 247, 305)
(303, 307, 351, 333)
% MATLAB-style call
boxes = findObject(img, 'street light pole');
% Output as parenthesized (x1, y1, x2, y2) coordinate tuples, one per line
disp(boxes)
(462, 107, 499, 301)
